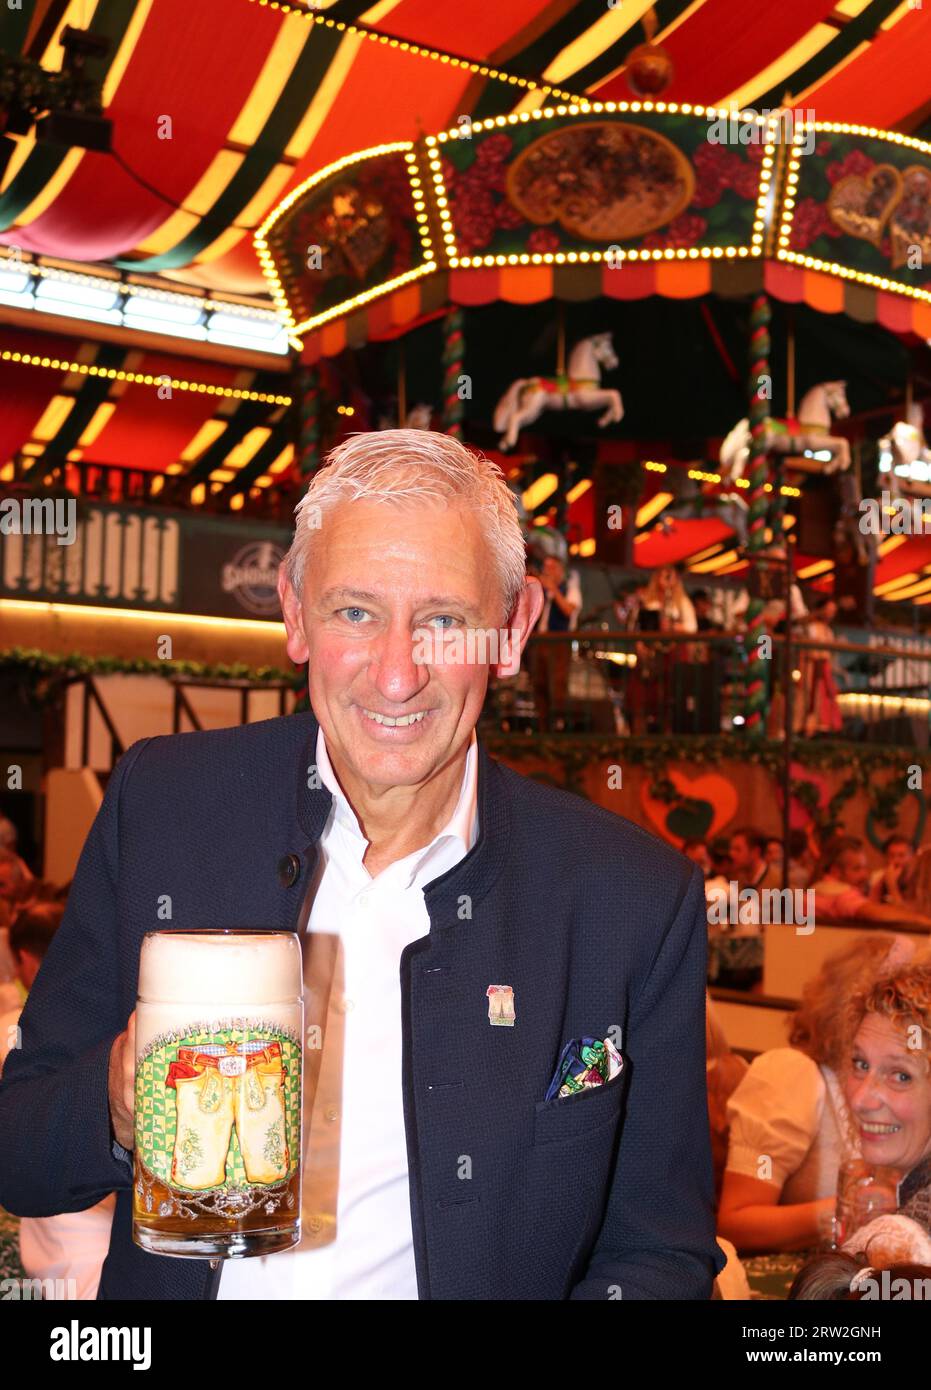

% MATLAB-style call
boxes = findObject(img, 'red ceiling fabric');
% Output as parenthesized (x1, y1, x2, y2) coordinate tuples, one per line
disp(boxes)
(591, 0, 839, 105)
(874, 535, 931, 588)
(275, 43, 471, 214)
(86, 383, 226, 471)
(368, 0, 557, 64)
(0, 358, 56, 461)
(0, 327, 94, 461)
(566, 484, 594, 545)
(633, 517, 734, 567)
(805, 7, 931, 129)
(81, 352, 242, 471)
(12, 0, 282, 261)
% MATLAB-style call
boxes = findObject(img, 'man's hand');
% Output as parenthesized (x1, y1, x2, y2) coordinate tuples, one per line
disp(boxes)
(108, 1011, 136, 1151)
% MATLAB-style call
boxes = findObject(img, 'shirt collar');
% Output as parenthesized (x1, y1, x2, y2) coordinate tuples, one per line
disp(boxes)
(315, 724, 479, 889)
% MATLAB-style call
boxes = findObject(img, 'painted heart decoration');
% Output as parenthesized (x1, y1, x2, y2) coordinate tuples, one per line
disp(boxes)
(640, 771, 739, 848)
(890, 166, 931, 269)
(828, 164, 902, 247)
(866, 789, 927, 852)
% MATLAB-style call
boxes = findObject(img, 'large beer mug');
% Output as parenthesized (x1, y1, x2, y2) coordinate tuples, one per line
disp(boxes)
(133, 929, 303, 1258)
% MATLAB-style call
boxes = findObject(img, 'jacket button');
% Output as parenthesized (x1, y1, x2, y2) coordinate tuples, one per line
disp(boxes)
(277, 853, 302, 888)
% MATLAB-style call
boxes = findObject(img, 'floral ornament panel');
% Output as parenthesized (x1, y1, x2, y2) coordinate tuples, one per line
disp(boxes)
(441, 112, 765, 259)
(787, 133, 931, 288)
(269, 151, 425, 325)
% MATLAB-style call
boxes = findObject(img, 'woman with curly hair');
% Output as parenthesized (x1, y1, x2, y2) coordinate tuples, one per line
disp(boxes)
(717, 934, 917, 1254)
(842, 959, 931, 1242)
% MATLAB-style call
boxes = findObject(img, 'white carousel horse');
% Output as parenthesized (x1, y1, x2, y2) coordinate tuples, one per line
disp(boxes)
(493, 333, 624, 451)
(376, 402, 435, 431)
(719, 380, 851, 482)
(879, 403, 931, 487)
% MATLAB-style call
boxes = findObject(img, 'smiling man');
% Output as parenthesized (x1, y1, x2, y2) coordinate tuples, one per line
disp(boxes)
(0, 430, 724, 1300)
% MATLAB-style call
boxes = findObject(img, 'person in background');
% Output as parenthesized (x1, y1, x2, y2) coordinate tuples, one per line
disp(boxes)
(682, 838, 712, 877)
(764, 837, 785, 882)
(787, 828, 816, 890)
(717, 935, 918, 1255)
(812, 836, 931, 928)
(531, 552, 581, 732)
(638, 564, 697, 634)
(706, 997, 749, 1208)
(691, 589, 722, 633)
(631, 565, 697, 734)
(734, 574, 807, 739)
(0, 848, 35, 1011)
(708, 827, 778, 988)
(729, 827, 782, 898)
(689, 588, 724, 733)
(0, 816, 18, 851)
(0, 902, 62, 1073)
(685, 839, 730, 921)
(0, 900, 115, 1300)
(800, 596, 843, 737)
(869, 835, 914, 907)
(709, 834, 733, 881)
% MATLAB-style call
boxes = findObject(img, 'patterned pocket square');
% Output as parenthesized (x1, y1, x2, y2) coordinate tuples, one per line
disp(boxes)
(545, 1036, 623, 1102)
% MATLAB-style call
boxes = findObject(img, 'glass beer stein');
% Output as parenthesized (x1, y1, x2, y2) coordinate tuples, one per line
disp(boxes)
(133, 929, 303, 1259)
(831, 1158, 902, 1250)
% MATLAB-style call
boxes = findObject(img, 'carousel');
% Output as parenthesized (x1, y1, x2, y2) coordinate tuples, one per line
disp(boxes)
(2, 1, 931, 862)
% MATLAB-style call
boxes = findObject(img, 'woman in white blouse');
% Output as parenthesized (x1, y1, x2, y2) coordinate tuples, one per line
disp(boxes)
(717, 934, 916, 1254)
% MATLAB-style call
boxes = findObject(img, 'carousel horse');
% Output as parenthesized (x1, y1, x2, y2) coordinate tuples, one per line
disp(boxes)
(719, 380, 852, 482)
(493, 333, 623, 451)
(664, 382, 858, 556)
(879, 403, 931, 489)
(376, 401, 435, 431)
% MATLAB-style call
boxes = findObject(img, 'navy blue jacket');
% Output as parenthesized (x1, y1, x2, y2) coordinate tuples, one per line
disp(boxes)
(0, 711, 725, 1299)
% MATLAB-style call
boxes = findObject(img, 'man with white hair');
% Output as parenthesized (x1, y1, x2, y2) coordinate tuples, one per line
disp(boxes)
(0, 430, 723, 1300)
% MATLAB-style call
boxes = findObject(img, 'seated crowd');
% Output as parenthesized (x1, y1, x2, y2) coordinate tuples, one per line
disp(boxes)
(4, 813, 931, 1300)
(685, 827, 931, 935)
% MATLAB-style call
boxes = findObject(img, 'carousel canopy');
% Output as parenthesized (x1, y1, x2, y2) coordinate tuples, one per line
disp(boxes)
(3, 0, 931, 296)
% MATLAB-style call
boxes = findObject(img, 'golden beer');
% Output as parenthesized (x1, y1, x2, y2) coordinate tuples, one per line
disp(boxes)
(133, 930, 303, 1259)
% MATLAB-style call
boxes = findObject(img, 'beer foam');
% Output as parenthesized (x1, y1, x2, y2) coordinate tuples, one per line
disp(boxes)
(139, 931, 302, 1006)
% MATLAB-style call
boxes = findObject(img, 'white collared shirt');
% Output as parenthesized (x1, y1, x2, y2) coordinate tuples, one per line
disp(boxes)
(218, 726, 479, 1300)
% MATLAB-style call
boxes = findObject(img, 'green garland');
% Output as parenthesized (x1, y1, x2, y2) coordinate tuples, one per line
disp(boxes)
(1, 659, 922, 833)
(0, 647, 297, 696)
(482, 731, 930, 832)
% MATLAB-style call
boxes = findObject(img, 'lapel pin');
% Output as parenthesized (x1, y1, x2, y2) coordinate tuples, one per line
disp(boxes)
(486, 984, 515, 1026)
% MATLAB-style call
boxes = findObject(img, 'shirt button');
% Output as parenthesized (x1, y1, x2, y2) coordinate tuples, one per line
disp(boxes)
(277, 853, 302, 888)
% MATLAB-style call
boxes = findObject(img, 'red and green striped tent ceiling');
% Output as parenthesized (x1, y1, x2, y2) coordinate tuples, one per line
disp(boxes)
(4, 0, 931, 296)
